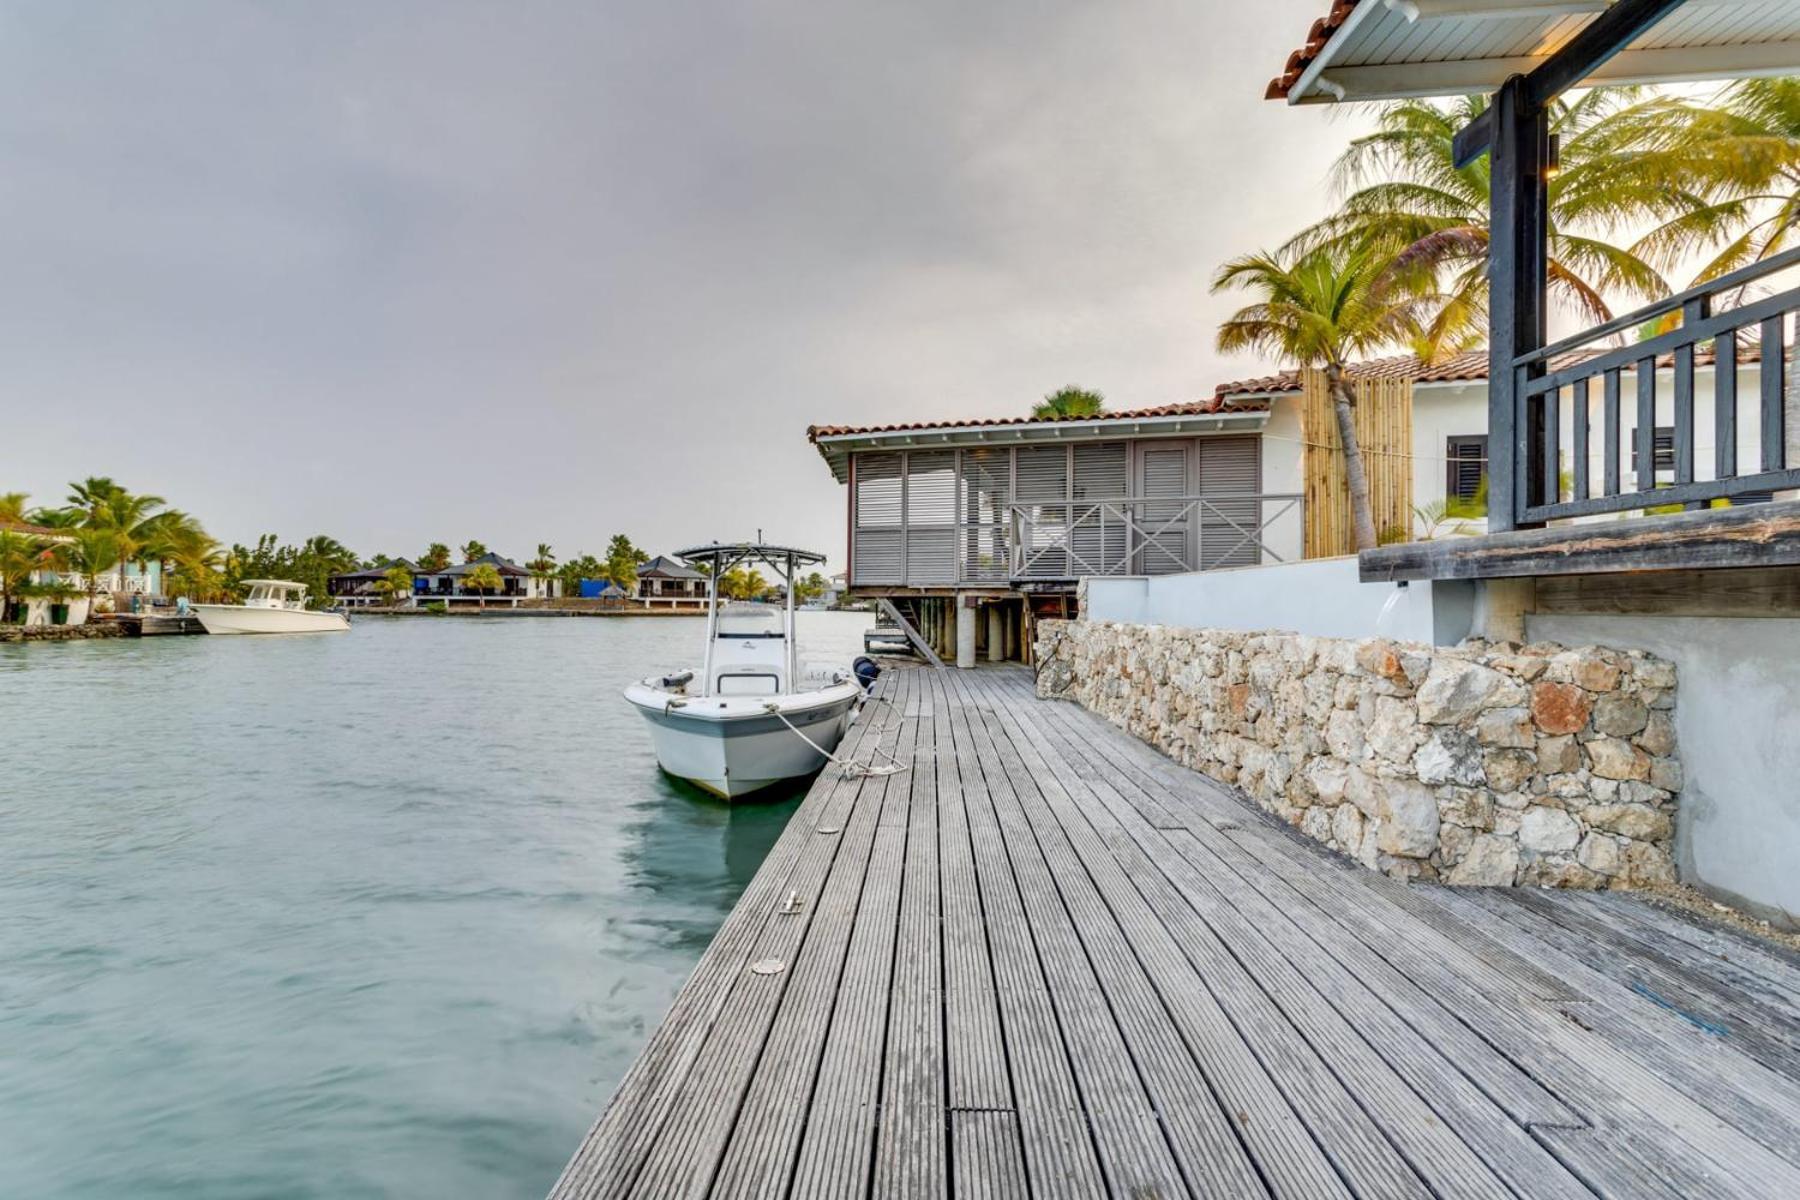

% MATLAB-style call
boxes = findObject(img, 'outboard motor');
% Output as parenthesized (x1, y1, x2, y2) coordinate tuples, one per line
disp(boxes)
(852, 656, 881, 693)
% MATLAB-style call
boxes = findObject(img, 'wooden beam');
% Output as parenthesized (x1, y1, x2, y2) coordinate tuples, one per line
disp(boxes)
(876, 597, 947, 670)
(1524, 0, 1689, 106)
(1534, 565, 1800, 618)
(1358, 500, 1800, 581)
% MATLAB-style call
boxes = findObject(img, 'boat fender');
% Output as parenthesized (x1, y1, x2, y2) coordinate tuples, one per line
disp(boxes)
(659, 670, 694, 690)
(852, 656, 881, 692)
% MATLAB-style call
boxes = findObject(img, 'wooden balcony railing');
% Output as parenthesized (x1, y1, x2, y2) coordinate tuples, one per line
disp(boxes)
(1005, 493, 1302, 581)
(1512, 246, 1800, 525)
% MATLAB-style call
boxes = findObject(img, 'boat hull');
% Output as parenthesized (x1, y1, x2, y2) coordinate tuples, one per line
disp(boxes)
(191, 605, 351, 635)
(626, 682, 862, 800)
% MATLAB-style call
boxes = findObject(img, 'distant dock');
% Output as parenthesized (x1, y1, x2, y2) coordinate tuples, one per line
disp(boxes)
(106, 613, 207, 636)
(552, 665, 1800, 1199)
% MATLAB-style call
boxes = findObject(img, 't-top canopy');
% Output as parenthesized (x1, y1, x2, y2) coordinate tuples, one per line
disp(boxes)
(1270, 0, 1800, 106)
(673, 543, 826, 568)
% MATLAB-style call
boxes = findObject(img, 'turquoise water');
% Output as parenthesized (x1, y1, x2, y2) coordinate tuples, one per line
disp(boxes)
(0, 612, 872, 1199)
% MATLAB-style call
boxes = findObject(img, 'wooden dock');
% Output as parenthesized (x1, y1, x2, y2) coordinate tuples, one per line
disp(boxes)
(553, 666, 1800, 1199)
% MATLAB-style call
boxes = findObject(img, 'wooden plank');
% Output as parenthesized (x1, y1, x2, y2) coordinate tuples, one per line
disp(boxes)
(1427, 888, 1800, 1167)
(870, 670, 947, 1199)
(954, 672, 1276, 1199)
(992, 677, 1594, 1199)
(628, 673, 915, 1200)
(1027, 690, 1734, 1200)
(709, 672, 922, 1200)
(937, 673, 1115, 1197)
(1603, 368, 1621, 496)
(1717, 327, 1739, 480)
(1358, 497, 1800, 581)
(949, 1112, 1030, 1200)
(962, 673, 1386, 1199)
(550, 680, 904, 1200)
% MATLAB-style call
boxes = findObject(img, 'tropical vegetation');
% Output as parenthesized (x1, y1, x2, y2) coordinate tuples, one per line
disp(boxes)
(1032, 385, 1106, 420)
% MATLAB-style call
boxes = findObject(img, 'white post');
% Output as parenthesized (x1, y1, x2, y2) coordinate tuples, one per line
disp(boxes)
(956, 595, 977, 669)
(700, 550, 725, 695)
(783, 550, 798, 689)
(987, 604, 1004, 662)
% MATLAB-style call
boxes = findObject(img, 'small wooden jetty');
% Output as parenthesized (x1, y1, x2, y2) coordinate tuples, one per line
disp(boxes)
(105, 612, 206, 636)
(553, 666, 1800, 1199)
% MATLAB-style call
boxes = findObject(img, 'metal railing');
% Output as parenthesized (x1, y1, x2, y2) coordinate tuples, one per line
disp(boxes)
(1511, 247, 1800, 524)
(1004, 493, 1303, 580)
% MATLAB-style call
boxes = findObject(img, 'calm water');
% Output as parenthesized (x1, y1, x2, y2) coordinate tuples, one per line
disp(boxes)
(0, 611, 872, 1199)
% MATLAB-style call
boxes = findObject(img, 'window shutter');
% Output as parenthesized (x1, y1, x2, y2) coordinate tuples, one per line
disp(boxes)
(904, 451, 956, 585)
(959, 448, 1012, 583)
(1070, 443, 1128, 574)
(852, 453, 903, 584)
(1198, 435, 1261, 568)
(1445, 436, 1488, 501)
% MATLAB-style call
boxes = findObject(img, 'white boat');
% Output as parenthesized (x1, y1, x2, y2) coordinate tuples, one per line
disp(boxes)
(192, 580, 351, 635)
(625, 543, 865, 801)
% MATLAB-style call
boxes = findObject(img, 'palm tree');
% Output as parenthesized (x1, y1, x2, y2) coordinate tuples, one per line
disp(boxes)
(1213, 242, 1430, 551)
(1296, 91, 1706, 356)
(462, 562, 503, 608)
(88, 487, 167, 600)
(0, 530, 50, 622)
(419, 543, 452, 573)
(377, 565, 415, 608)
(152, 514, 226, 602)
(66, 476, 123, 520)
(0, 492, 28, 524)
(57, 527, 122, 618)
(1032, 386, 1106, 420)
(461, 540, 488, 563)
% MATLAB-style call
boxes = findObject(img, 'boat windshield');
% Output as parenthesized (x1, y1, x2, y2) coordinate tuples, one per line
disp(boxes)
(715, 605, 783, 639)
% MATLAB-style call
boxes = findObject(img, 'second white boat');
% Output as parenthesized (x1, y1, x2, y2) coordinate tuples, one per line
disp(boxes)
(192, 580, 351, 635)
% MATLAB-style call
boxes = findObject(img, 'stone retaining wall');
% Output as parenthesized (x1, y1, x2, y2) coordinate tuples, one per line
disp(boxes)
(0, 623, 124, 643)
(1036, 620, 1681, 890)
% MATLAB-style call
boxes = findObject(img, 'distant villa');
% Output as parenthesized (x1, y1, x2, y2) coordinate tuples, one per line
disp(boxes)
(326, 550, 713, 610)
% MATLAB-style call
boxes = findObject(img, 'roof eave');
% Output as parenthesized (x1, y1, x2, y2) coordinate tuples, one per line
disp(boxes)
(810, 409, 1271, 483)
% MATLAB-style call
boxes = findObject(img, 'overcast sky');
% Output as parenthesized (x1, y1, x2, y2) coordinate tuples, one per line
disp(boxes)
(1, 0, 1368, 567)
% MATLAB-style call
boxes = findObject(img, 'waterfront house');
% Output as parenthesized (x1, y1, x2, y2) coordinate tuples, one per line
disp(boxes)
(326, 559, 420, 608)
(1252, 0, 1800, 923)
(636, 555, 710, 609)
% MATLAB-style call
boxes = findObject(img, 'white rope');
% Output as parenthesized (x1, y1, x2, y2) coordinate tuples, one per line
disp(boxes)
(764, 701, 911, 779)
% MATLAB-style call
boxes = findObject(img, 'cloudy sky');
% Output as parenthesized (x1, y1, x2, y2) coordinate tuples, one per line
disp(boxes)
(2, 0, 1368, 566)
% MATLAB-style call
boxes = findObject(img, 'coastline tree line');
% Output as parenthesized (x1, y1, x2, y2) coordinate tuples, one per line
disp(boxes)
(4, 480, 826, 615)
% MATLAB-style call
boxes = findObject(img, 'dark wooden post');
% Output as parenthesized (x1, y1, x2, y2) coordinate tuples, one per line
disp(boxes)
(1486, 76, 1548, 532)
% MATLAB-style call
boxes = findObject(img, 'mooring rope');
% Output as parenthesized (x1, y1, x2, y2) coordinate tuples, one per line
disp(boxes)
(763, 701, 911, 779)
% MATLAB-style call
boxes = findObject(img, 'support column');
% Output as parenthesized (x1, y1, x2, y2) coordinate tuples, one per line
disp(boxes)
(956, 595, 977, 669)
(986, 604, 1004, 662)
(1005, 602, 1019, 661)
(1487, 74, 1549, 532)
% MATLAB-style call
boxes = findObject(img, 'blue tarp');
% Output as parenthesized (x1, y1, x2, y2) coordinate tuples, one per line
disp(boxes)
(579, 579, 627, 599)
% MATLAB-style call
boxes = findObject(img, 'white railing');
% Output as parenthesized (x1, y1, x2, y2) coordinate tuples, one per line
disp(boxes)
(1006, 493, 1303, 580)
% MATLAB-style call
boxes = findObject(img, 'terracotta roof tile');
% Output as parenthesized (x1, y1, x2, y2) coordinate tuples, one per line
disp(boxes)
(1267, 0, 1362, 101)
(812, 341, 1767, 442)
(807, 395, 1265, 441)
(0, 517, 69, 538)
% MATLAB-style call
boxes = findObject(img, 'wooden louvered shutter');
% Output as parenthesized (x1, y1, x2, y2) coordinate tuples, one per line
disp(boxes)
(959, 448, 1011, 583)
(1445, 436, 1488, 501)
(1014, 446, 1070, 578)
(852, 452, 903, 584)
(904, 451, 956, 585)
(1069, 442, 1128, 575)
(1198, 435, 1262, 569)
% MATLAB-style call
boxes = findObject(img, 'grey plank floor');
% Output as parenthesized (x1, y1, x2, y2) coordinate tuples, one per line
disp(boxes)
(551, 666, 1800, 1200)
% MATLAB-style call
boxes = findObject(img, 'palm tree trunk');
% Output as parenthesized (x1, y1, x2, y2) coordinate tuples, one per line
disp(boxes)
(1327, 363, 1379, 551)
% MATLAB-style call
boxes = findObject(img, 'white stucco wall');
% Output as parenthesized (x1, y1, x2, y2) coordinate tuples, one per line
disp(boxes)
(1528, 612, 1800, 928)
(1084, 556, 1474, 645)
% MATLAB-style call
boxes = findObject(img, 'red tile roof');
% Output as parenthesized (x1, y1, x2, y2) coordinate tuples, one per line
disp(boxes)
(1266, 0, 1361, 102)
(0, 517, 69, 538)
(812, 341, 1766, 442)
(807, 395, 1263, 442)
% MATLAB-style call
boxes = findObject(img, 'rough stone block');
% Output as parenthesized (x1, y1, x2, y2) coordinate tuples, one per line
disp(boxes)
(1475, 706, 1535, 748)
(1376, 780, 1439, 858)
(1417, 659, 1513, 724)
(1588, 738, 1651, 782)
(1447, 834, 1519, 886)
(1530, 682, 1591, 736)
(1519, 806, 1582, 853)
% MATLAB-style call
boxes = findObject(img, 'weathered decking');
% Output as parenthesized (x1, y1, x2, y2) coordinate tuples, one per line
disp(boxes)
(553, 665, 1800, 1199)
